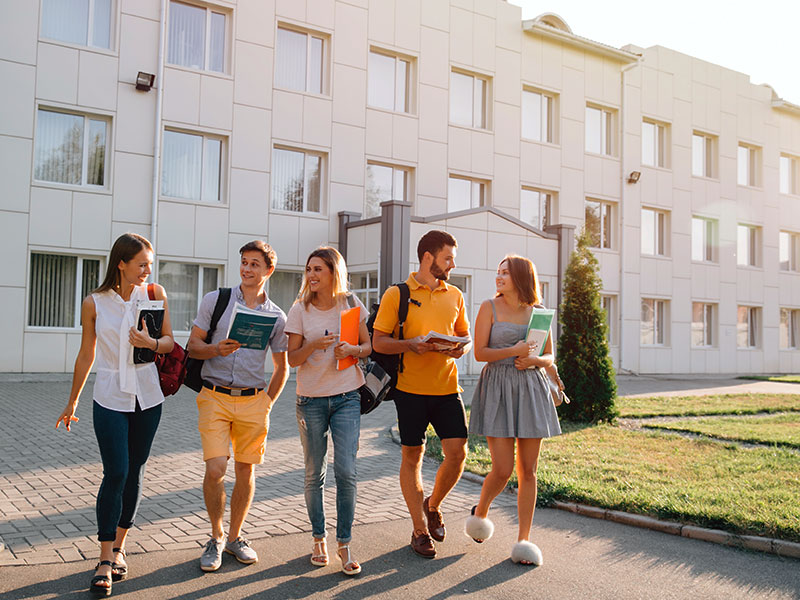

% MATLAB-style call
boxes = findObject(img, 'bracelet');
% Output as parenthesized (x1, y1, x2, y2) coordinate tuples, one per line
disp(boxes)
(154, 338, 159, 353)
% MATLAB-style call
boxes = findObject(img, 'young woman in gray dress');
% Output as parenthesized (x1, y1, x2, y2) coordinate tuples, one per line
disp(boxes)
(465, 255, 561, 566)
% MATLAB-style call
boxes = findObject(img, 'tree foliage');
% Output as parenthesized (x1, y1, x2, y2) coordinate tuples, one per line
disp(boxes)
(556, 229, 618, 422)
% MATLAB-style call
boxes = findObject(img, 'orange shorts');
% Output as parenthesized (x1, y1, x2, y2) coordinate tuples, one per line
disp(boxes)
(196, 387, 272, 464)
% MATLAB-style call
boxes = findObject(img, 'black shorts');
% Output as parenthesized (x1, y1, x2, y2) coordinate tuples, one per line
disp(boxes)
(393, 389, 468, 447)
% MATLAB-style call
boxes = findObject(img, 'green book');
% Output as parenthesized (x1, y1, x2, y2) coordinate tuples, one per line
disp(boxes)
(525, 308, 555, 356)
(224, 303, 279, 351)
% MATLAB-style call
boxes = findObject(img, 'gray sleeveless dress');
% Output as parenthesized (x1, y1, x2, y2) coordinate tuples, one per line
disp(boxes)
(468, 301, 561, 439)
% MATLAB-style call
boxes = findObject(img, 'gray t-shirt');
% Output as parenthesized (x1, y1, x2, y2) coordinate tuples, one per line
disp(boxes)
(193, 285, 288, 389)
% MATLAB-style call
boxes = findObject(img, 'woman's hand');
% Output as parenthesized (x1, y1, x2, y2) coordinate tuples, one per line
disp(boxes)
(216, 339, 241, 357)
(55, 402, 79, 431)
(333, 342, 359, 359)
(309, 334, 338, 352)
(129, 319, 156, 349)
(513, 355, 538, 370)
(511, 340, 535, 358)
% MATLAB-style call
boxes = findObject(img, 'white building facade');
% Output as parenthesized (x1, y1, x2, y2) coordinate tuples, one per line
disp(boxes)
(1, 0, 799, 375)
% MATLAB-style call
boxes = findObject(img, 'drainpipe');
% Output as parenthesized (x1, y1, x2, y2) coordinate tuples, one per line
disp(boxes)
(619, 59, 640, 374)
(150, 0, 167, 253)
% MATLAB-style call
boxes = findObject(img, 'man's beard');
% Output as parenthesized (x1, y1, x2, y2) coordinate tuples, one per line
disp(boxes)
(431, 262, 450, 281)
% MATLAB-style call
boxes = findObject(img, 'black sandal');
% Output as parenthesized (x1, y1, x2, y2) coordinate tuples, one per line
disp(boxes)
(111, 547, 127, 581)
(90, 560, 113, 596)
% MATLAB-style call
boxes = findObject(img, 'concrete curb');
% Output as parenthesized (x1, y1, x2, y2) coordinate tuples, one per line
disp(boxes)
(389, 426, 800, 560)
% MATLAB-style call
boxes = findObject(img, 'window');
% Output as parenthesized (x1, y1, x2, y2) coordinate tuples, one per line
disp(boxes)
(585, 106, 613, 155)
(602, 295, 617, 345)
(641, 298, 666, 346)
(691, 302, 715, 347)
(365, 163, 408, 218)
(540, 281, 550, 307)
(520, 188, 552, 230)
(168, 1, 226, 73)
(368, 51, 410, 113)
(780, 308, 799, 350)
(450, 71, 487, 129)
(158, 262, 220, 331)
(28, 253, 101, 328)
(691, 217, 716, 262)
(272, 147, 323, 213)
(780, 231, 800, 272)
(737, 225, 759, 267)
(692, 132, 714, 178)
(737, 144, 759, 187)
(641, 120, 667, 168)
(522, 89, 553, 143)
(641, 208, 667, 256)
(41, 0, 112, 49)
(585, 199, 613, 249)
(448, 176, 485, 212)
(737, 306, 759, 348)
(351, 271, 379, 309)
(268, 270, 303, 313)
(275, 27, 325, 94)
(161, 130, 222, 202)
(34, 109, 108, 188)
(780, 155, 798, 195)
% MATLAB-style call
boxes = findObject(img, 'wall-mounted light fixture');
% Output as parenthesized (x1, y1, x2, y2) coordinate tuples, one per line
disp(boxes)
(627, 170, 641, 184)
(136, 71, 156, 92)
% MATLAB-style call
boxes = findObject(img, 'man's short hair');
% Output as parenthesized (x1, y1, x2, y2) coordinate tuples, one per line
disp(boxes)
(239, 240, 277, 269)
(417, 230, 457, 262)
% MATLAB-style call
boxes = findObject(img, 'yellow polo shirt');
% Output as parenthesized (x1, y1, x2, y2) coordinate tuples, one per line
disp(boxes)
(373, 273, 470, 395)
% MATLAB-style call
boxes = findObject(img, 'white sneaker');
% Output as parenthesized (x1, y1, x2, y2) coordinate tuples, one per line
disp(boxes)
(200, 537, 224, 572)
(225, 537, 258, 565)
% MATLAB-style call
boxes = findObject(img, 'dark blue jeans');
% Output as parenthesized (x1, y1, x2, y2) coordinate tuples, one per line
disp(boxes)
(93, 400, 162, 542)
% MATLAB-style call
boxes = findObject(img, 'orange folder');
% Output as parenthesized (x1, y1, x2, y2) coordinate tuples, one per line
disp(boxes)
(337, 306, 360, 371)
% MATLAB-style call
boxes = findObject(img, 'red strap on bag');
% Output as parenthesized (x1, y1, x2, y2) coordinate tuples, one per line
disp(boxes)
(147, 283, 187, 396)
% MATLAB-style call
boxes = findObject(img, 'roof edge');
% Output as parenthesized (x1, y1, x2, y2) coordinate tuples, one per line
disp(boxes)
(522, 20, 640, 64)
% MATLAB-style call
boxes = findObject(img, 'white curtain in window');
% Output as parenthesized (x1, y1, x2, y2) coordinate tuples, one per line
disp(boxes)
(92, 0, 112, 48)
(269, 271, 304, 313)
(276, 28, 307, 91)
(29, 254, 77, 327)
(86, 119, 107, 186)
(305, 154, 321, 212)
(208, 12, 225, 72)
(272, 149, 305, 211)
(447, 177, 471, 212)
(42, 0, 89, 45)
(202, 138, 221, 202)
(450, 72, 473, 127)
(366, 164, 392, 217)
(522, 91, 542, 141)
(369, 52, 395, 110)
(309, 37, 323, 94)
(159, 262, 199, 331)
(35, 110, 84, 185)
(162, 130, 202, 200)
(168, 1, 205, 69)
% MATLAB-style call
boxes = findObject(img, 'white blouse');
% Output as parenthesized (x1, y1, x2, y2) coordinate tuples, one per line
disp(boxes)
(92, 286, 165, 412)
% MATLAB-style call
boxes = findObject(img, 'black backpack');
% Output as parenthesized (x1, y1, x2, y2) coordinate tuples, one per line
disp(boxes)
(184, 287, 232, 392)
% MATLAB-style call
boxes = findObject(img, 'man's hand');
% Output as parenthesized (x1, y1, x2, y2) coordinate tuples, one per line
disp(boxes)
(440, 345, 466, 358)
(216, 339, 241, 357)
(407, 336, 436, 354)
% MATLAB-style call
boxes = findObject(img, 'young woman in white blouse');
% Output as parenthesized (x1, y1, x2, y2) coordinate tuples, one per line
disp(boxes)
(56, 233, 174, 596)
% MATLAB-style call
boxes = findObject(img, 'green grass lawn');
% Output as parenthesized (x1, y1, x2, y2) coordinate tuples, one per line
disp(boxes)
(617, 394, 800, 418)
(425, 415, 800, 542)
(645, 413, 800, 448)
(739, 375, 800, 384)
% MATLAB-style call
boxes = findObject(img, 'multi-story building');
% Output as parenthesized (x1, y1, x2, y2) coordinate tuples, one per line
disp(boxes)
(1, 0, 798, 376)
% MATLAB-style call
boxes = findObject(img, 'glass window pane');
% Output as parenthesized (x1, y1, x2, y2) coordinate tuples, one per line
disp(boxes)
(447, 177, 472, 212)
(158, 261, 198, 331)
(779, 232, 790, 270)
(29, 254, 77, 327)
(471, 181, 484, 208)
(275, 28, 307, 91)
(365, 164, 392, 217)
(272, 148, 304, 211)
(692, 134, 704, 176)
(474, 77, 485, 128)
(168, 1, 206, 70)
(641, 209, 655, 255)
(601, 202, 612, 248)
(737, 306, 749, 347)
(737, 225, 749, 266)
(208, 12, 225, 72)
(309, 36, 323, 94)
(641, 299, 654, 345)
(268, 271, 303, 313)
(691, 303, 703, 346)
(35, 110, 85, 185)
(201, 138, 221, 202)
(585, 201, 601, 247)
(737, 146, 749, 186)
(585, 107, 600, 153)
(780, 156, 791, 194)
(602, 110, 610, 154)
(522, 90, 542, 141)
(162, 130, 202, 200)
(202, 267, 218, 296)
(368, 51, 396, 110)
(543, 95, 552, 142)
(691, 218, 703, 261)
(642, 122, 655, 166)
(780, 308, 790, 348)
(86, 119, 106, 186)
(396, 59, 409, 112)
(81, 258, 101, 300)
(450, 72, 473, 127)
(656, 212, 665, 255)
(42, 0, 89, 45)
(521, 188, 541, 229)
(305, 154, 321, 212)
(92, 0, 112, 48)
(393, 168, 406, 202)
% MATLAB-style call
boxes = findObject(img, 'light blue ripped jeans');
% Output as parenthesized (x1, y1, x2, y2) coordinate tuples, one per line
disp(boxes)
(296, 389, 361, 543)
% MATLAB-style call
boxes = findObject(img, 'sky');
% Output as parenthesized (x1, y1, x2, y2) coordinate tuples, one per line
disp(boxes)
(509, 0, 799, 104)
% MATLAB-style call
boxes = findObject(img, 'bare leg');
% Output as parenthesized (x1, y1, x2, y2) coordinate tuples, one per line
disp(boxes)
(94, 540, 115, 589)
(427, 438, 467, 510)
(203, 457, 229, 539)
(228, 461, 255, 541)
(399, 445, 427, 533)
(112, 527, 129, 571)
(515, 438, 543, 543)
(475, 437, 516, 518)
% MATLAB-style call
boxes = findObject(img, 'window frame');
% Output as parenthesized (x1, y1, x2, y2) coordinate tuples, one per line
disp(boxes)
(779, 231, 800, 272)
(691, 302, 716, 348)
(39, 0, 116, 50)
(27, 251, 104, 330)
(585, 198, 615, 250)
(601, 294, 617, 346)
(157, 260, 223, 332)
(33, 106, 111, 191)
(737, 305, 760, 349)
(267, 269, 304, 314)
(365, 162, 410, 218)
(585, 104, 615, 156)
(780, 154, 799, 196)
(641, 298, 668, 346)
(521, 87, 555, 144)
(368, 48, 413, 114)
(641, 207, 668, 257)
(737, 143, 760, 188)
(691, 216, 716, 263)
(449, 69, 489, 130)
(737, 224, 760, 268)
(780, 307, 800, 350)
(520, 187, 553, 231)
(691, 131, 716, 178)
(167, 1, 229, 74)
(159, 127, 226, 204)
(447, 175, 488, 213)
(270, 145, 326, 215)
(275, 24, 329, 95)
(641, 119, 668, 168)
(351, 271, 379, 309)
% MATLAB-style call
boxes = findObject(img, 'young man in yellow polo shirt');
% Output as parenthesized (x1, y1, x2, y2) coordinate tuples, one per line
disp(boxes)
(372, 230, 472, 558)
